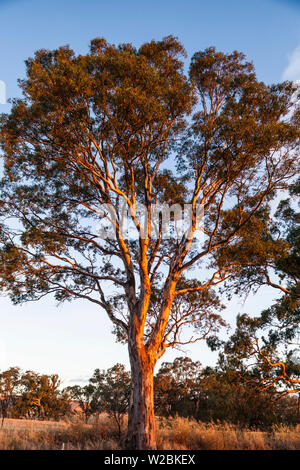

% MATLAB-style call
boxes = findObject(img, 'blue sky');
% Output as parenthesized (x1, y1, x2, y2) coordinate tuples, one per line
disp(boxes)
(0, 0, 299, 385)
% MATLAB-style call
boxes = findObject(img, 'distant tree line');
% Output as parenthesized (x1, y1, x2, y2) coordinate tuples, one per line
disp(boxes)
(1, 354, 299, 429)
(154, 357, 299, 427)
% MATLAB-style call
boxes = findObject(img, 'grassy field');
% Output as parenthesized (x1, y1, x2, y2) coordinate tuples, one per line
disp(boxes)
(0, 415, 299, 450)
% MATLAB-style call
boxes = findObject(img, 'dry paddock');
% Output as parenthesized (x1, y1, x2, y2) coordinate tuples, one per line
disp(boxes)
(0, 416, 299, 450)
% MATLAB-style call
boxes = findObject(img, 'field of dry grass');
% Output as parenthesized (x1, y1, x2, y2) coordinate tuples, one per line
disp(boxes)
(0, 415, 299, 450)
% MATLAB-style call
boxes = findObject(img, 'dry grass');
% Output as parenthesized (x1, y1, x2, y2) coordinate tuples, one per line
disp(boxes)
(0, 415, 299, 450)
(156, 417, 300, 450)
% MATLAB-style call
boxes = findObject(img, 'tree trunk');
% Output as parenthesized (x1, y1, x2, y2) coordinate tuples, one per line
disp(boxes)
(126, 346, 156, 450)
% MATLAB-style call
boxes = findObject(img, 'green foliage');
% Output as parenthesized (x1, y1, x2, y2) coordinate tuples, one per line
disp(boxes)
(90, 364, 131, 437)
(0, 367, 21, 398)
(0, 367, 71, 420)
(65, 383, 102, 422)
(66, 364, 131, 436)
(19, 370, 70, 420)
(155, 357, 202, 418)
(217, 179, 300, 402)
(154, 357, 297, 427)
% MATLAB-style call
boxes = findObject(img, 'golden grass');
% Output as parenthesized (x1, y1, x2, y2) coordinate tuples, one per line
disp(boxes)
(156, 417, 300, 450)
(0, 415, 299, 450)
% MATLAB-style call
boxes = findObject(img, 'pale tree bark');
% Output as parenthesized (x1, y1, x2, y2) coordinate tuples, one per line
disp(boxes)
(125, 285, 157, 450)
(126, 346, 156, 449)
(125, 274, 178, 449)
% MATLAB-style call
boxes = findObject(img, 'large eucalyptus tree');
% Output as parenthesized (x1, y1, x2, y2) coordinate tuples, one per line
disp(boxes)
(0, 36, 299, 448)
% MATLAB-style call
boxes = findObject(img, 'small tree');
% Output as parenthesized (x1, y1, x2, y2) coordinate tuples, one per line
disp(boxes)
(154, 356, 203, 417)
(0, 37, 299, 448)
(90, 364, 131, 439)
(0, 367, 21, 426)
(65, 384, 101, 422)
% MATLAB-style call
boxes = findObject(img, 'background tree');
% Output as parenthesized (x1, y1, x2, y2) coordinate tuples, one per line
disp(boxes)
(19, 370, 70, 420)
(0, 367, 21, 426)
(219, 178, 300, 403)
(90, 364, 131, 439)
(65, 383, 101, 423)
(0, 367, 71, 420)
(154, 356, 203, 418)
(154, 357, 278, 426)
(0, 37, 299, 448)
(198, 365, 279, 426)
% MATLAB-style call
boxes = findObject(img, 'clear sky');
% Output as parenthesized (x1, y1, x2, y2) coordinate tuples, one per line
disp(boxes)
(0, 0, 299, 386)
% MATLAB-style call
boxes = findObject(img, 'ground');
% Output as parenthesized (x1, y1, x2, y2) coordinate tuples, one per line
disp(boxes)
(0, 416, 299, 450)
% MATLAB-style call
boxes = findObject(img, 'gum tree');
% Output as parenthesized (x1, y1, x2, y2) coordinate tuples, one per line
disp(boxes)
(0, 367, 21, 426)
(218, 178, 300, 403)
(0, 37, 299, 449)
(90, 364, 131, 439)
